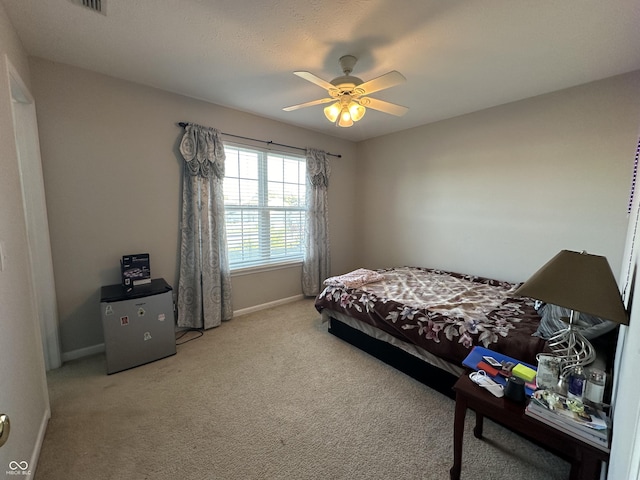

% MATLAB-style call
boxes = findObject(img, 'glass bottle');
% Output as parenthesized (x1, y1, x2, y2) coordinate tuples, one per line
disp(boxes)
(567, 365, 586, 401)
(585, 369, 606, 405)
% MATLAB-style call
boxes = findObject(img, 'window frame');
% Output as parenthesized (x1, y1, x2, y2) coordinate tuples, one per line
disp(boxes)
(223, 142, 307, 273)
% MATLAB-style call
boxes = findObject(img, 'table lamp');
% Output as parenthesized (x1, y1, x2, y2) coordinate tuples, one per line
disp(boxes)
(514, 250, 628, 378)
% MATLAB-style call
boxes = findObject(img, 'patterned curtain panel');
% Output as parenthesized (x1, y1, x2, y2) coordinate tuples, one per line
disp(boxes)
(177, 124, 232, 329)
(302, 148, 331, 296)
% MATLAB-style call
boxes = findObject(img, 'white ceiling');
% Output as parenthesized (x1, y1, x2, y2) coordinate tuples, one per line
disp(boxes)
(3, 0, 640, 142)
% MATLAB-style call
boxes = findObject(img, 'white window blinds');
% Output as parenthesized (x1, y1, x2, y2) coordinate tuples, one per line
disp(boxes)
(223, 144, 306, 270)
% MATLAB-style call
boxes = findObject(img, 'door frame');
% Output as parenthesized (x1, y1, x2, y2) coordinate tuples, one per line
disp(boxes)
(7, 57, 61, 371)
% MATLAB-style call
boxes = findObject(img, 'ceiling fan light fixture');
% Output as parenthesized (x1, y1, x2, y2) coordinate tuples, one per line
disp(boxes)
(337, 107, 353, 127)
(348, 101, 366, 122)
(324, 102, 341, 123)
(284, 55, 407, 127)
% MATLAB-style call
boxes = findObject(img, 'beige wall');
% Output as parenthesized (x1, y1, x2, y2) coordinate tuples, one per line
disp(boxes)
(0, 2, 50, 471)
(29, 57, 358, 355)
(357, 71, 640, 283)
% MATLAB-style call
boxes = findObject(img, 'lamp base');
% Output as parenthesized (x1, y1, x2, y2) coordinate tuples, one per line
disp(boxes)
(547, 311, 595, 379)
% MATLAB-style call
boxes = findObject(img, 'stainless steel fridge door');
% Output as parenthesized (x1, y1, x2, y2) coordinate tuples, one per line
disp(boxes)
(101, 290, 176, 374)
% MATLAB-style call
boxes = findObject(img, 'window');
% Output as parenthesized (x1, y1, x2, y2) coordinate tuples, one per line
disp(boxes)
(223, 144, 306, 270)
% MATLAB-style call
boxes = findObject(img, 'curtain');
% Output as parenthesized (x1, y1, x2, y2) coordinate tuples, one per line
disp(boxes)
(177, 124, 232, 329)
(302, 148, 331, 296)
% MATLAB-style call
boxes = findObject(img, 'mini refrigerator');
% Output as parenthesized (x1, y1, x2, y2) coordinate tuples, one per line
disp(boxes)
(100, 278, 176, 374)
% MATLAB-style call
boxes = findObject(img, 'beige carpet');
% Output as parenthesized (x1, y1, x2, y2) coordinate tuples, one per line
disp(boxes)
(36, 298, 570, 479)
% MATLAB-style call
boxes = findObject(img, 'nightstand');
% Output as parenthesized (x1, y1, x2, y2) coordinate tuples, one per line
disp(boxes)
(450, 374, 609, 480)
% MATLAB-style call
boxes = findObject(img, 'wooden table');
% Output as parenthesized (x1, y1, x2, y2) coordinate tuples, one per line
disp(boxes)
(450, 374, 610, 480)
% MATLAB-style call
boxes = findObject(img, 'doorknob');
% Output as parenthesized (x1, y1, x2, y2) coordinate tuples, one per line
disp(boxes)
(0, 414, 10, 447)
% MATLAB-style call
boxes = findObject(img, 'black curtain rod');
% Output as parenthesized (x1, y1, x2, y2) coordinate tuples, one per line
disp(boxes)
(178, 122, 341, 158)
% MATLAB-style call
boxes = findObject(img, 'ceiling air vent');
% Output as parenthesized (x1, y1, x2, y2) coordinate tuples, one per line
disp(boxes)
(70, 0, 106, 15)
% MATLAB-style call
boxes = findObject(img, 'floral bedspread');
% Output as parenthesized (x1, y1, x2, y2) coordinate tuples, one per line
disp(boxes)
(315, 266, 546, 367)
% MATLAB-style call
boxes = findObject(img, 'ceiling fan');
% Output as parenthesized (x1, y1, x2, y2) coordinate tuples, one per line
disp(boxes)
(283, 55, 408, 127)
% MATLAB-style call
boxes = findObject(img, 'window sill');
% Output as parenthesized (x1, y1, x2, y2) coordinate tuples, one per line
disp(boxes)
(230, 260, 303, 277)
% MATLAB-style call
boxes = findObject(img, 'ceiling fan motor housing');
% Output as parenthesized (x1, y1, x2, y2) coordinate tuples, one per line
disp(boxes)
(330, 75, 363, 90)
(339, 55, 358, 74)
(330, 55, 364, 95)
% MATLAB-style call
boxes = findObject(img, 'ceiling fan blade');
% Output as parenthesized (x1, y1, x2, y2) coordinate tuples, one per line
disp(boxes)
(360, 97, 408, 117)
(283, 97, 335, 111)
(357, 71, 406, 95)
(293, 71, 336, 91)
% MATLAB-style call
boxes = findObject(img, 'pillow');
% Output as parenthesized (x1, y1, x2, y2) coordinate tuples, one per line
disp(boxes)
(533, 303, 618, 340)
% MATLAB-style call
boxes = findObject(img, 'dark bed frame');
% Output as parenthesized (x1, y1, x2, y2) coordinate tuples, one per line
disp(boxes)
(328, 316, 458, 399)
(328, 316, 620, 403)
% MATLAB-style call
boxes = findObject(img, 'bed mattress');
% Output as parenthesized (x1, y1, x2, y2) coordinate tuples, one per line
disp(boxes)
(315, 266, 546, 367)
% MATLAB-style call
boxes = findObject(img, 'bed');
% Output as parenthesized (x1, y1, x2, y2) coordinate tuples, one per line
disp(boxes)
(314, 266, 548, 391)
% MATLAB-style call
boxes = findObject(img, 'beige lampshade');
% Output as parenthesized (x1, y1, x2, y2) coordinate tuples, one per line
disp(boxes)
(514, 250, 629, 325)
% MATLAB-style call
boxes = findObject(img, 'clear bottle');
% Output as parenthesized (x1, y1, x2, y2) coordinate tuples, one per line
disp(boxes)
(567, 366, 586, 401)
(585, 369, 606, 405)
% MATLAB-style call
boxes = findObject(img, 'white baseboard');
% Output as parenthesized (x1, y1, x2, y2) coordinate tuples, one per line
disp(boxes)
(29, 407, 51, 479)
(60, 295, 306, 362)
(61, 343, 105, 363)
(233, 294, 306, 317)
